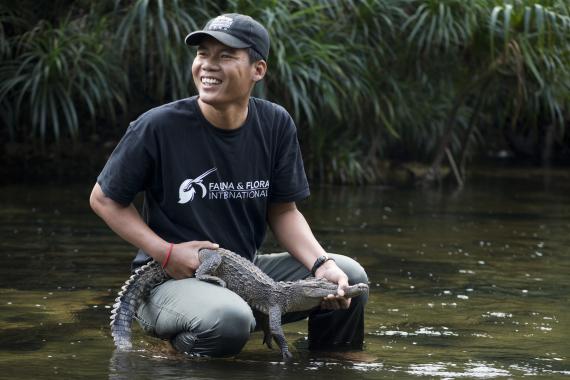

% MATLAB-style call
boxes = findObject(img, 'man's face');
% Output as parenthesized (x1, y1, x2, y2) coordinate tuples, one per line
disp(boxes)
(192, 37, 262, 108)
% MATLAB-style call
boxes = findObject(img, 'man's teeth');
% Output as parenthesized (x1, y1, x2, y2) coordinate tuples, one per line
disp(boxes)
(202, 77, 221, 85)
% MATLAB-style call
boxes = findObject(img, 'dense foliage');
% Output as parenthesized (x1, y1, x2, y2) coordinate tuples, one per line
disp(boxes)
(1, 0, 569, 184)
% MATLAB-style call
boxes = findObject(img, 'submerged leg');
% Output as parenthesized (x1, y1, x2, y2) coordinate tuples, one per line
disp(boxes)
(256, 252, 369, 350)
(308, 255, 368, 350)
(170, 331, 199, 354)
(136, 278, 255, 357)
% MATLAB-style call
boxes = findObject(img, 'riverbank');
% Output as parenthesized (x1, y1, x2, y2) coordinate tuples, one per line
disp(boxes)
(2, 140, 568, 187)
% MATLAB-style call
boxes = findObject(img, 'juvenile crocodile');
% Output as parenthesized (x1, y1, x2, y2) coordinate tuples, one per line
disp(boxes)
(110, 247, 368, 358)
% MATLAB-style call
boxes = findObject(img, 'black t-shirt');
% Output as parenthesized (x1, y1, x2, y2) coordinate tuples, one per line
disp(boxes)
(97, 96, 310, 268)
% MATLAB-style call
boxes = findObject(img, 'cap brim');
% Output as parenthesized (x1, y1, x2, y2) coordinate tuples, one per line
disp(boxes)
(185, 31, 250, 49)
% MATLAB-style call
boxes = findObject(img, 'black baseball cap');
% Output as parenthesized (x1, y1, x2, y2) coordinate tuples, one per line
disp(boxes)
(185, 13, 270, 61)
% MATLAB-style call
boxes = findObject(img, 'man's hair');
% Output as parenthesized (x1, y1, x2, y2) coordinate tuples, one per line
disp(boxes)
(248, 47, 264, 64)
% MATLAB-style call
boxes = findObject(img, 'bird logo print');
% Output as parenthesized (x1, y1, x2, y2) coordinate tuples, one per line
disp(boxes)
(178, 168, 217, 204)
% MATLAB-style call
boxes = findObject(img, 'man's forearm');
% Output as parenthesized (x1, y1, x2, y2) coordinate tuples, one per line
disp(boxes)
(267, 202, 327, 271)
(268, 201, 351, 306)
(89, 183, 169, 262)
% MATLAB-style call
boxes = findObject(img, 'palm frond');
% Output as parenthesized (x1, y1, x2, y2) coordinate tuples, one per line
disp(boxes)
(0, 17, 127, 142)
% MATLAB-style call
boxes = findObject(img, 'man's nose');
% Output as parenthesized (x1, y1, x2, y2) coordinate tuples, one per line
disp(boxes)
(201, 57, 220, 70)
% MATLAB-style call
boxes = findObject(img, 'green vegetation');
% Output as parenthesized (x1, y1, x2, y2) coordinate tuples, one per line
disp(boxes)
(1, 0, 569, 184)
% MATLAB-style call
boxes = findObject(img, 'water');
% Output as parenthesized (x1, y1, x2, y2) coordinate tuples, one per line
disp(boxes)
(0, 167, 569, 379)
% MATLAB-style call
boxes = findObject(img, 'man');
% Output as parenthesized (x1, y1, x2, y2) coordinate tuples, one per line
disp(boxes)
(90, 13, 367, 357)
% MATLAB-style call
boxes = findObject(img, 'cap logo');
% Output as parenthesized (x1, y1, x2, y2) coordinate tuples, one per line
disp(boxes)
(208, 15, 233, 31)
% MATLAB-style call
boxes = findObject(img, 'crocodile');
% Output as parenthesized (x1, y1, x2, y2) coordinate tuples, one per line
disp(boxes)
(110, 247, 369, 359)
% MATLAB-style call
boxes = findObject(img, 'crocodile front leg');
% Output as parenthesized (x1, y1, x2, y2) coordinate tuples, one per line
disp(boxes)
(195, 250, 226, 288)
(268, 304, 292, 359)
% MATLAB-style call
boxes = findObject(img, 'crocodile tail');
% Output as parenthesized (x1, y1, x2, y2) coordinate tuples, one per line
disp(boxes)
(110, 261, 168, 350)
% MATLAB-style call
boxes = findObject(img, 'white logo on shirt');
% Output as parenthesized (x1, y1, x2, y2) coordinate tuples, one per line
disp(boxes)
(178, 168, 270, 204)
(208, 180, 269, 200)
(178, 167, 217, 204)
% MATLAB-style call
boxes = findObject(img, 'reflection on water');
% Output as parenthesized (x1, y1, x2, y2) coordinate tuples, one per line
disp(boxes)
(0, 168, 569, 379)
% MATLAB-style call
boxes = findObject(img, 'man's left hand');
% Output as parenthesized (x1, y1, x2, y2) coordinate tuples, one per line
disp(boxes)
(314, 258, 351, 310)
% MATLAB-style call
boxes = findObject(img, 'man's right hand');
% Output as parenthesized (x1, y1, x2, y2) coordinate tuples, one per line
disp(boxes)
(163, 241, 219, 279)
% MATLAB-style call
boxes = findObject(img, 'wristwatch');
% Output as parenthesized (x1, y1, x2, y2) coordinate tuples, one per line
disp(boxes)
(311, 255, 335, 276)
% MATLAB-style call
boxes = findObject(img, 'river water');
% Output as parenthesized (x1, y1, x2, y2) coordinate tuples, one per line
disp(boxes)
(0, 167, 568, 379)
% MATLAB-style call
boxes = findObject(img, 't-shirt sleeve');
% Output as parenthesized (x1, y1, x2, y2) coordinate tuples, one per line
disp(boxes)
(97, 119, 155, 205)
(269, 111, 310, 203)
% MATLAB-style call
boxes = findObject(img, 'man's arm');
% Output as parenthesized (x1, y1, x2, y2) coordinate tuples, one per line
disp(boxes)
(267, 201, 351, 309)
(89, 183, 218, 279)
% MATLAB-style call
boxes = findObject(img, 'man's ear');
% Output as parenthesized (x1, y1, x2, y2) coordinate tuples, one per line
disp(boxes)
(252, 60, 267, 82)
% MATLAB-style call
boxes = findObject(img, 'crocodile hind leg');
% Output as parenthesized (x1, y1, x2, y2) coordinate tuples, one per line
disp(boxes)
(195, 251, 226, 288)
(268, 304, 292, 359)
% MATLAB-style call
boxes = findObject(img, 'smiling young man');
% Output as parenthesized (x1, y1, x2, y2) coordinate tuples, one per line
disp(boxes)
(90, 13, 368, 357)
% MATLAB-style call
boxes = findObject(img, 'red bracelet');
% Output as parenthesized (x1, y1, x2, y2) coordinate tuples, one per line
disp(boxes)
(162, 243, 174, 269)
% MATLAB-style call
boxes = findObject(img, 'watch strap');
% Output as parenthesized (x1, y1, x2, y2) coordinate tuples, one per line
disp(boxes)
(311, 255, 335, 276)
